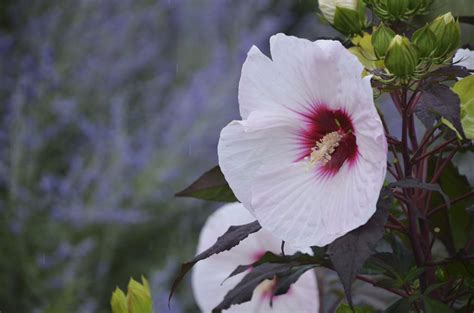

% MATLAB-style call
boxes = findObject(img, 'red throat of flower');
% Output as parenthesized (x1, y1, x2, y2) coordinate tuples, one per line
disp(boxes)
(297, 105, 358, 176)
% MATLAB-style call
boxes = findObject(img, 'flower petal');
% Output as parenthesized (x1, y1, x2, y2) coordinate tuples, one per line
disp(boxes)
(192, 203, 319, 312)
(239, 34, 368, 120)
(218, 110, 301, 211)
(454, 48, 474, 71)
(252, 156, 384, 247)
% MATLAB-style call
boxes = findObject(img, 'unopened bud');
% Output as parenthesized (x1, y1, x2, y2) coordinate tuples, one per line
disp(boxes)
(111, 288, 128, 313)
(319, 0, 365, 35)
(385, 0, 409, 19)
(371, 23, 396, 58)
(127, 277, 152, 313)
(319, 0, 358, 24)
(412, 24, 437, 58)
(429, 12, 461, 59)
(385, 35, 419, 77)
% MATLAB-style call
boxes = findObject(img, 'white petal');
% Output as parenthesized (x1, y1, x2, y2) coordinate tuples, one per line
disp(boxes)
(252, 152, 385, 247)
(218, 110, 301, 211)
(192, 203, 319, 313)
(239, 34, 367, 119)
(454, 48, 474, 71)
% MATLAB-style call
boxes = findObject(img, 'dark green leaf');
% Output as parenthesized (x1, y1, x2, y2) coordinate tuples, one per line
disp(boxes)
(415, 84, 465, 138)
(327, 188, 391, 307)
(168, 220, 261, 303)
(175, 166, 238, 202)
(424, 297, 454, 313)
(212, 262, 314, 313)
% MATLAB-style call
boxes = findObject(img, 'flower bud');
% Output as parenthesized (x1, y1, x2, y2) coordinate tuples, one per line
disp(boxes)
(319, 0, 365, 35)
(111, 287, 128, 313)
(385, 35, 419, 77)
(429, 12, 461, 59)
(385, 0, 409, 19)
(319, 0, 358, 24)
(127, 277, 152, 313)
(371, 23, 396, 58)
(412, 24, 437, 58)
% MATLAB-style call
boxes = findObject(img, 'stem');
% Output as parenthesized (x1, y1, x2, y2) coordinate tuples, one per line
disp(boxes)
(425, 255, 474, 266)
(428, 190, 474, 217)
(412, 137, 457, 163)
(430, 145, 460, 183)
(356, 275, 408, 298)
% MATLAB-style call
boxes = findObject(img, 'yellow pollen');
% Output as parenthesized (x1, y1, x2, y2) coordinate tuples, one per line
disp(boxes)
(305, 131, 342, 167)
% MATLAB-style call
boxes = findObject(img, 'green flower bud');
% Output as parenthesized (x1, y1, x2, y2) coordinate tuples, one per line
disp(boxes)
(385, 35, 419, 77)
(429, 12, 461, 59)
(127, 277, 152, 313)
(319, 0, 358, 24)
(412, 24, 437, 58)
(319, 0, 366, 35)
(371, 23, 396, 58)
(385, 0, 409, 19)
(111, 287, 128, 313)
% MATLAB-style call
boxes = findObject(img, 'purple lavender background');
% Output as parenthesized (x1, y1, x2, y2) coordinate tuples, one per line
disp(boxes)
(0, 0, 472, 312)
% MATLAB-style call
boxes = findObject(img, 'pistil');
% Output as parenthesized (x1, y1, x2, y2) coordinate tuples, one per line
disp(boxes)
(306, 131, 342, 167)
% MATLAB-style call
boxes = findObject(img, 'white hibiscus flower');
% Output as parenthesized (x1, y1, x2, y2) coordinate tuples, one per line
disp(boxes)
(454, 48, 474, 71)
(192, 203, 319, 313)
(218, 33, 387, 247)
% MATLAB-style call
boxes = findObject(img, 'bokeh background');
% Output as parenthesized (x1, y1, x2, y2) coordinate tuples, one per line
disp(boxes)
(0, 1, 472, 312)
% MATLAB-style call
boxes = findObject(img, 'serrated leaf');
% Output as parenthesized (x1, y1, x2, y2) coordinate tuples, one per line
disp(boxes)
(169, 220, 261, 303)
(415, 84, 465, 138)
(390, 179, 450, 209)
(223, 252, 321, 282)
(212, 262, 315, 313)
(175, 166, 238, 202)
(272, 264, 315, 297)
(327, 188, 391, 307)
(428, 65, 470, 81)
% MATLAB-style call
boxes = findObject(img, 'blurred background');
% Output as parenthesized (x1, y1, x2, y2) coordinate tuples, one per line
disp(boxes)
(0, 1, 472, 312)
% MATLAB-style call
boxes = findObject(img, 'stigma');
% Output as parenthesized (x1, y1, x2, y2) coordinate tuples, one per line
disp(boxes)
(305, 131, 342, 167)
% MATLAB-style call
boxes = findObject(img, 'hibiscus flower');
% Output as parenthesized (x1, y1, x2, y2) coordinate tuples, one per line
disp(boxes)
(218, 33, 387, 246)
(192, 203, 319, 312)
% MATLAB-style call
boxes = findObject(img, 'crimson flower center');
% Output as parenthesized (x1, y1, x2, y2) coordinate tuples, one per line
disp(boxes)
(298, 105, 358, 176)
